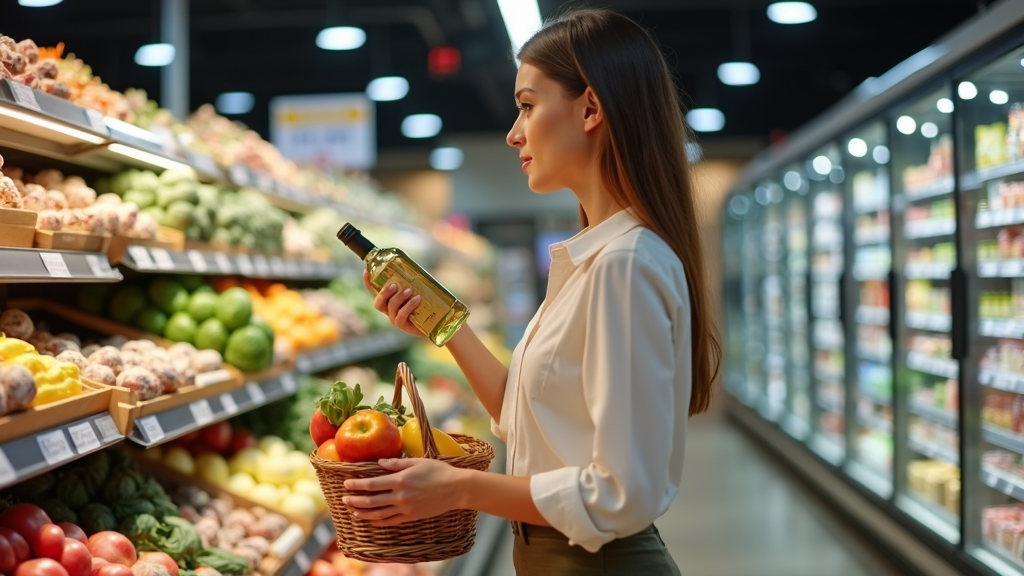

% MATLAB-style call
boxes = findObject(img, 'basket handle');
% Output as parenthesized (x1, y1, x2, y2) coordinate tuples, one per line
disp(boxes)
(390, 362, 441, 459)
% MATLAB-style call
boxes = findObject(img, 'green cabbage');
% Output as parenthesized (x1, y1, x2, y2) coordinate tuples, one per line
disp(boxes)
(151, 516, 202, 558)
(55, 472, 90, 510)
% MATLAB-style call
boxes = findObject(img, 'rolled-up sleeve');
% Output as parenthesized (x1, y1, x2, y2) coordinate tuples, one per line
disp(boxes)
(530, 251, 679, 552)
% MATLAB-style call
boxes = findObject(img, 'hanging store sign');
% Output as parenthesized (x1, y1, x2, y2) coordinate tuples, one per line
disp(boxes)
(270, 93, 375, 170)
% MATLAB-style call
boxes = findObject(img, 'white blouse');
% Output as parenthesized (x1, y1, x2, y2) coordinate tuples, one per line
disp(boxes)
(491, 208, 692, 553)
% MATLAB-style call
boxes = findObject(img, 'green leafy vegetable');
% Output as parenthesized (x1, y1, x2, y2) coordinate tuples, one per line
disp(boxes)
(149, 516, 202, 558)
(39, 499, 77, 524)
(195, 547, 249, 576)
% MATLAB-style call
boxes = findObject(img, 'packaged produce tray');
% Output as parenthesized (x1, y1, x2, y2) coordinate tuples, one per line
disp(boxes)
(0, 378, 112, 444)
(0, 208, 36, 248)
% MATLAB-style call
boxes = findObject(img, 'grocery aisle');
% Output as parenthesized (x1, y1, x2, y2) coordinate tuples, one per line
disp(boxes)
(485, 406, 903, 576)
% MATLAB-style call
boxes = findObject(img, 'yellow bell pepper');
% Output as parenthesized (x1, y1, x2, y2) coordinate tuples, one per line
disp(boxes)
(400, 418, 467, 457)
(32, 378, 82, 407)
(37, 364, 67, 387)
(0, 338, 35, 361)
(4, 353, 46, 375)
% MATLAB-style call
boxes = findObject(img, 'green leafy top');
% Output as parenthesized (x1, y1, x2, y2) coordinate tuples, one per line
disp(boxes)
(317, 381, 408, 428)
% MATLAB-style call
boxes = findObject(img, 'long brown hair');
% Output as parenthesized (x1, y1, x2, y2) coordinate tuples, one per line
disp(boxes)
(519, 8, 721, 415)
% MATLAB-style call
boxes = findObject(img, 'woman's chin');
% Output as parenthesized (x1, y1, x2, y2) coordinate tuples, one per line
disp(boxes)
(526, 175, 562, 194)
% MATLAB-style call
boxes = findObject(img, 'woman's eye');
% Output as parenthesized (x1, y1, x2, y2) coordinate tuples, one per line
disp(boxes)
(519, 103, 533, 111)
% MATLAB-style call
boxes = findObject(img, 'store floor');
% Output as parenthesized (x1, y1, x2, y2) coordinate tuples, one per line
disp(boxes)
(483, 406, 903, 576)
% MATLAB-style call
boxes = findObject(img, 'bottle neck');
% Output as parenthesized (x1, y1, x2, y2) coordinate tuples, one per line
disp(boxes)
(337, 223, 377, 260)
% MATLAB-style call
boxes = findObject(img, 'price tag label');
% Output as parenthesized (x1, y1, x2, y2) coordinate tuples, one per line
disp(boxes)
(83, 108, 108, 134)
(84, 254, 113, 277)
(0, 448, 16, 486)
(194, 369, 231, 388)
(37, 430, 74, 466)
(269, 257, 286, 277)
(128, 245, 156, 269)
(281, 372, 297, 394)
(314, 522, 334, 546)
(236, 254, 255, 276)
(94, 414, 121, 442)
(229, 165, 250, 187)
(150, 248, 176, 270)
(138, 416, 165, 443)
(246, 382, 267, 405)
(301, 260, 317, 277)
(293, 550, 311, 574)
(187, 250, 209, 272)
(39, 252, 71, 278)
(67, 422, 101, 454)
(8, 81, 41, 111)
(214, 252, 233, 274)
(190, 399, 215, 426)
(285, 259, 301, 277)
(252, 255, 271, 277)
(220, 393, 239, 415)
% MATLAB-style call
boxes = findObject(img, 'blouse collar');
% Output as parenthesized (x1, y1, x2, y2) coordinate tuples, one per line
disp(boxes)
(551, 208, 642, 267)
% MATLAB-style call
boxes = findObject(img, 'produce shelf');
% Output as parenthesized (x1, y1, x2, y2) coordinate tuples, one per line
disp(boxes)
(295, 330, 418, 374)
(979, 367, 1024, 394)
(961, 159, 1024, 191)
(904, 262, 954, 280)
(907, 437, 959, 465)
(906, 351, 959, 379)
(979, 318, 1024, 339)
(908, 400, 958, 428)
(983, 425, 1024, 456)
(856, 305, 890, 326)
(127, 369, 298, 447)
(905, 312, 953, 333)
(978, 260, 1024, 278)
(0, 411, 124, 490)
(982, 465, 1024, 503)
(903, 218, 956, 240)
(0, 248, 123, 283)
(977, 206, 1024, 229)
(119, 244, 353, 280)
(904, 176, 955, 201)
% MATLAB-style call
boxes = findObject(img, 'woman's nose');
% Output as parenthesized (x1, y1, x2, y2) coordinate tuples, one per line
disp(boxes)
(506, 121, 523, 148)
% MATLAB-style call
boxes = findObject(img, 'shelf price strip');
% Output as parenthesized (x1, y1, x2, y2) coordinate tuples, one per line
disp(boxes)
(908, 437, 959, 465)
(979, 260, 1024, 278)
(904, 263, 953, 280)
(982, 466, 1024, 502)
(906, 352, 959, 379)
(984, 425, 1024, 456)
(908, 401, 958, 428)
(905, 312, 952, 333)
(0, 413, 124, 490)
(980, 319, 1024, 339)
(904, 219, 956, 240)
(980, 368, 1024, 394)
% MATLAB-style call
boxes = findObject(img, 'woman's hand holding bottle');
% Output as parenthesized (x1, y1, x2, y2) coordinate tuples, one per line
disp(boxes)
(363, 270, 424, 338)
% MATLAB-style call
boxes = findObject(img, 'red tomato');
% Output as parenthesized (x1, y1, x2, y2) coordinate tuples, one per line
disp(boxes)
(86, 532, 135, 567)
(137, 553, 177, 576)
(60, 539, 91, 576)
(57, 524, 87, 546)
(0, 533, 16, 575)
(316, 439, 341, 461)
(230, 428, 257, 454)
(178, 429, 201, 446)
(0, 526, 30, 562)
(32, 524, 66, 560)
(310, 408, 340, 447)
(15, 558, 69, 576)
(89, 558, 109, 576)
(94, 566, 132, 576)
(0, 504, 51, 544)
(334, 410, 402, 463)
(201, 421, 233, 454)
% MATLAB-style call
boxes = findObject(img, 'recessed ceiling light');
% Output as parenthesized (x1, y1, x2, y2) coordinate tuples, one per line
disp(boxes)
(402, 114, 442, 138)
(366, 77, 409, 102)
(496, 0, 542, 59)
(316, 27, 366, 50)
(686, 108, 725, 132)
(991, 90, 1010, 105)
(958, 81, 978, 100)
(717, 62, 760, 86)
(847, 138, 867, 157)
(18, 0, 62, 6)
(896, 115, 916, 135)
(812, 155, 831, 175)
(767, 2, 817, 24)
(215, 92, 255, 115)
(921, 122, 939, 138)
(936, 98, 954, 113)
(134, 43, 175, 67)
(873, 145, 890, 164)
(430, 147, 464, 170)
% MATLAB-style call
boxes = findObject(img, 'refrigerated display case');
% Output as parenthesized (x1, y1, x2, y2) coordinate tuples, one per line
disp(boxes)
(740, 190, 767, 409)
(891, 87, 963, 543)
(844, 121, 895, 497)
(783, 175, 813, 439)
(808, 143, 847, 464)
(761, 180, 789, 422)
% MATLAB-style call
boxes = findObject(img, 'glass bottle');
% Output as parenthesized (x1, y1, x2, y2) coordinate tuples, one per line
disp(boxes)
(337, 223, 469, 346)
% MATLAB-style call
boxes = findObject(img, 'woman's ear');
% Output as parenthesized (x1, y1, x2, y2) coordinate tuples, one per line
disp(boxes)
(581, 86, 603, 133)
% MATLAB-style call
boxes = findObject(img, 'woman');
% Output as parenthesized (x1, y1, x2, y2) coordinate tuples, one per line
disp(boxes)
(343, 8, 720, 574)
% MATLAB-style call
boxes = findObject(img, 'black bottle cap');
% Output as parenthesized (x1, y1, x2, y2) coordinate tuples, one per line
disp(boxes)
(337, 223, 376, 260)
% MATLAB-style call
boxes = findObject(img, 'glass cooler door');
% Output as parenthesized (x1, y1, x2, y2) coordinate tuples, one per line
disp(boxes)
(782, 170, 813, 440)
(957, 44, 1024, 574)
(843, 122, 895, 497)
(758, 181, 788, 422)
(892, 87, 961, 543)
(723, 197, 752, 401)
(740, 189, 767, 408)
(807, 143, 847, 465)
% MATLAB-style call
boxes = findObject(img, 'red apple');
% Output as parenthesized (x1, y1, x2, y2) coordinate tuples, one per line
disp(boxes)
(86, 532, 135, 567)
(311, 408, 340, 447)
(316, 439, 340, 461)
(201, 421, 232, 454)
(334, 410, 402, 463)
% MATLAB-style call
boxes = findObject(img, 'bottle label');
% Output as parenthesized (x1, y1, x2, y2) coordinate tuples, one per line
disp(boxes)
(382, 269, 449, 335)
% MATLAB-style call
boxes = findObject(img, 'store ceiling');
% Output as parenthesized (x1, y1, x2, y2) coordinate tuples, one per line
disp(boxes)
(3, 0, 987, 155)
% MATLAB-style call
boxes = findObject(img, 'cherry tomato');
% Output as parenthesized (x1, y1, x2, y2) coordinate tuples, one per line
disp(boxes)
(32, 524, 66, 560)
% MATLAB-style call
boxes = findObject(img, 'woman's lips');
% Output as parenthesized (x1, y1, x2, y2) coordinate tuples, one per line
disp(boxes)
(520, 157, 532, 172)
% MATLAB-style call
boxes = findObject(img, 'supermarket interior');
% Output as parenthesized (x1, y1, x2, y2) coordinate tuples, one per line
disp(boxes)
(8, 0, 1024, 575)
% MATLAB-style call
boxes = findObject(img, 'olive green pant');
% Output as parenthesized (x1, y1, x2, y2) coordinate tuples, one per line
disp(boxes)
(511, 523, 682, 575)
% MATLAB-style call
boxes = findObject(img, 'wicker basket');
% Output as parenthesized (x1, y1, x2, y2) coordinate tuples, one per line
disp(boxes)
(311, 362, 495, 563)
